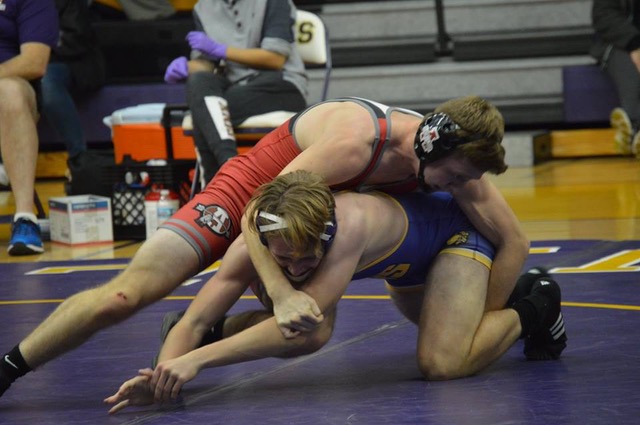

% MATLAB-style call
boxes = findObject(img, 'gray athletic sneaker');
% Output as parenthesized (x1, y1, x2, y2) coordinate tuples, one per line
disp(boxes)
(153, 310, 225, 368)
(160, 310, 185, 343)
(152, 310, 185, 368)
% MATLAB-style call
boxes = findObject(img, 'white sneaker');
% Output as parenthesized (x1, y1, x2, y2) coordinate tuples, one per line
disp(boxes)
(0, 164, 9, 186)
(610, 107, 633, 155)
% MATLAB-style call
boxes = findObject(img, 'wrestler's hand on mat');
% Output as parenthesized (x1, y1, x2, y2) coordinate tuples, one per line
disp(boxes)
(104, 371, 155, 414)
(273, 289, 324, 338)
(150, 358, 198, 404)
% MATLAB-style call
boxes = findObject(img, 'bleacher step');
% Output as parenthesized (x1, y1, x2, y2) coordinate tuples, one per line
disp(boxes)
(502, 128, 622, 167)
(549, 128, 619, 157)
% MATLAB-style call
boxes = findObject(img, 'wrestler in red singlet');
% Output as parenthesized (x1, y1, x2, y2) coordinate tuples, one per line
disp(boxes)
(162, 97, 422, 269)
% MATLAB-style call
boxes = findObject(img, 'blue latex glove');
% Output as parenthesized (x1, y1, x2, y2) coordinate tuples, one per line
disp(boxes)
(186, 31, 227, 60)
(164, 56, 189, 83)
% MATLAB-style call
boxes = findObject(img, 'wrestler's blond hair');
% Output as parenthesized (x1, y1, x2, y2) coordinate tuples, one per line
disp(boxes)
(247, 170, 335, 257)
(433, 95, 507, 175)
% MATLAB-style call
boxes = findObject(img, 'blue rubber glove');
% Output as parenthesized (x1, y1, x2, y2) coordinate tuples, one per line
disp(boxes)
(186, 31, 227, 60)
(164, 56, 189, 83)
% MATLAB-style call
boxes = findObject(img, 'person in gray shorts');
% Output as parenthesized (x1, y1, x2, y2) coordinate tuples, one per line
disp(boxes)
(164, 0, 308, 182)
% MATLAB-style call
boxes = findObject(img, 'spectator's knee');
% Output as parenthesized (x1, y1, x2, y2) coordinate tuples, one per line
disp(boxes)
(0, 77, 36, 117)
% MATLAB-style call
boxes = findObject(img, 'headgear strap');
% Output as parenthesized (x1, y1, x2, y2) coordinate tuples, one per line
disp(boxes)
(257, 211, 288, 233)
(256, 210, 337, 250)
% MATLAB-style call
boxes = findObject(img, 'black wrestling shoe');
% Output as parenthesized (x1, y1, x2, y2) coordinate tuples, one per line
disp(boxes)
(507, 267, 550, 307)
(524, 277, 568, 361)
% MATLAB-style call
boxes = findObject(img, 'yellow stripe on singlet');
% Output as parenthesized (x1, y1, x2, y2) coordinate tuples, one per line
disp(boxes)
(439, 247, 493, 269)
(354, 192, 409, 274)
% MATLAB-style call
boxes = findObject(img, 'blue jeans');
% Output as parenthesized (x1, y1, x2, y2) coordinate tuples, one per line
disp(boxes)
(40, 63, 86, 158)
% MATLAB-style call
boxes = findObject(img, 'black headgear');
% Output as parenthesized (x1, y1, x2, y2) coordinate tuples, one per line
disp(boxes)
(414, 113, 484, 163)
(256, 210, 337, 252)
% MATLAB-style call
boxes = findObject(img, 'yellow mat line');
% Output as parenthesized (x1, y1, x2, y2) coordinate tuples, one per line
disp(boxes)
(1, 297, 639, 311)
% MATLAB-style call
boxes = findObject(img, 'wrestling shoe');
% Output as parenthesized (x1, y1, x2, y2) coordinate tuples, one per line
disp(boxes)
(610, 107, 633, 155)
(506, 266, 550, 307)
(160, 310, 186, 343)
(8, 218, 44, 256)
(154, 310, 186, 368)
(523, 277, 567, 361)
(160, 310, 226, 346)
(153, 310, 225, 368)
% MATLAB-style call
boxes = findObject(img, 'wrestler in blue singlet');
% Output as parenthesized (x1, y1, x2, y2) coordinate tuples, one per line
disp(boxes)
(352, 191, 496, 290)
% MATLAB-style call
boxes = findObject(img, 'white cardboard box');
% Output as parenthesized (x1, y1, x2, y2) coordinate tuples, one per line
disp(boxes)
(49, 195, 113, 245)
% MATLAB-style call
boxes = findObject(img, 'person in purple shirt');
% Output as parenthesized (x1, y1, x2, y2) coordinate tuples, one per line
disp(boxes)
(0, 0, 58, 255)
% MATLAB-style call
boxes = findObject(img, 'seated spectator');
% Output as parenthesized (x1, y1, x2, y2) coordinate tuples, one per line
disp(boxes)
(591, 0, 640, 157)
(0, 0, 59, 255)
(165, 0, 308, 183)
(41, 0, 106, 177)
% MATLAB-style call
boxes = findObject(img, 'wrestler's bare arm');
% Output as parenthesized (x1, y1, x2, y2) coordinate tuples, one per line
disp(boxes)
(451, 176, 530, 311)
(281, 103, 377, 181)
(157, 236, 259, 363)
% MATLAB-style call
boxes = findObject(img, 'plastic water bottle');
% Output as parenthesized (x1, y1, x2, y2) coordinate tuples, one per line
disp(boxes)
(145, 188, 180, 239)
(144, 189, 161, 239)
(156, 189, 180, 226)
